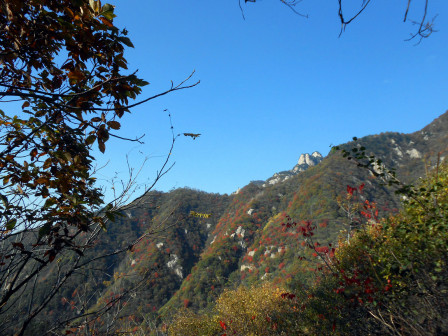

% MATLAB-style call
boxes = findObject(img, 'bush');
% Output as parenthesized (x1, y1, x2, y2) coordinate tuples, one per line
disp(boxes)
(302, 163, 448, 335)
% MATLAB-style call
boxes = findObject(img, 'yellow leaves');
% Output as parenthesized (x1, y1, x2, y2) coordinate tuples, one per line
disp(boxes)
(89, 0, 101, 14)
(169, 283, 298, 335)
(215, 284, 294, 335)
(190, 211, 212, 218)
(168, 311, 221, 336)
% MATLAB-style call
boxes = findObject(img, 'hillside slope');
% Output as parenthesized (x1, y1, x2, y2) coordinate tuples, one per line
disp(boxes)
(4, 111, 447, 334)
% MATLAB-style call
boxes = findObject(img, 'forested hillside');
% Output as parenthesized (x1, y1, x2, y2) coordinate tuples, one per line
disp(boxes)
(3, 111, 446, 335)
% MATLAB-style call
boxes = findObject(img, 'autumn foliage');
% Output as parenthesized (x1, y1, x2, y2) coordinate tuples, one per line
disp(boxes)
(168, 161, 448, 335)
(0, 0, 196, 334)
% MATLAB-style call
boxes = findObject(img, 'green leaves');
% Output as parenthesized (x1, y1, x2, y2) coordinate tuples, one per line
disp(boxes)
(39, 222, 52, 238)
(100, 4, 116, 21)
(118, 36, 134, 48)
(6, 219, 16, 230)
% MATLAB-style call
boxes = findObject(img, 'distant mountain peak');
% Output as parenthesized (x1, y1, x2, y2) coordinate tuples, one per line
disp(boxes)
(263, 151, 324, 187)
(295, 152, 323, 171)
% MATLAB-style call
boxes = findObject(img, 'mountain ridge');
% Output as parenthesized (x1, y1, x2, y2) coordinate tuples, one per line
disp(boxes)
(4, 110, 448, 335)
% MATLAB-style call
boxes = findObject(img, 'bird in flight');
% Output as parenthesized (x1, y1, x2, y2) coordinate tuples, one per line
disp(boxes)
(183, 133, 201, 140)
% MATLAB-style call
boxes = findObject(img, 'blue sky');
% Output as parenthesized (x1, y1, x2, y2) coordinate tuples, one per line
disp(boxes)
(96, 0, 448, 198)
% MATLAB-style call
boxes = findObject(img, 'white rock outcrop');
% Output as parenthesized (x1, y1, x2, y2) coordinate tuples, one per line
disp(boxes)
(406, 148, 422, 158)
(240, 264, 255, 272)
(235, 226, 245, 237)
(393, 147, 403, 158)
(167, 254, 183, 279)
(263, 151, 323, 186)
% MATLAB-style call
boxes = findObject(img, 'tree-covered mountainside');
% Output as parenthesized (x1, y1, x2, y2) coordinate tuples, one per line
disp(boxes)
(158, 111, 448, 316)
(169, 157, 448, 336)
(1, 188, 231, 335)
(2, 111, 447, 335)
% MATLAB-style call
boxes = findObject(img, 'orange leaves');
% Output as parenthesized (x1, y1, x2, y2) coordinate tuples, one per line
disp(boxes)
(99, 17, 113, 27)
(67, 69, 86, 85)
(30, 148, 38, 160)
(35, 177, 49, 185)
(2, 175, 10, 185)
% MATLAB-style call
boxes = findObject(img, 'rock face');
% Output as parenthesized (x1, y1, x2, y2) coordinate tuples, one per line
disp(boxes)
(263, 151, 324, 186)
(293, 151, 323, 173)
(167, 254, 183, 279)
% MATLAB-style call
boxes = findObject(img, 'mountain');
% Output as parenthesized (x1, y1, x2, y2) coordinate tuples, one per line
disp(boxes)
(158, 111, 448, 314)
(4, 111, 448, 335)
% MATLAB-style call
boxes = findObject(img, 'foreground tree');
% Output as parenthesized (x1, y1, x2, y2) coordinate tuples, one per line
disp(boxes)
(0, 0, 196, 334)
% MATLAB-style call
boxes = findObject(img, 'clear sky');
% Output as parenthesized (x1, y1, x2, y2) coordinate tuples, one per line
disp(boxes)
(95, 0, 448, 199)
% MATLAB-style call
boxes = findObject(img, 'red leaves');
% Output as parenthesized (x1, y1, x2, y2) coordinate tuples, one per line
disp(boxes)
(281, 292, 296, 300)
(219, 320, 227, 330)
(44, 249, 56, 262)
(347, 185, 356, 195)
(315, 246, 329, 254)
(384, 279, 392, 291)
(359, 183, 365, 193)
(298, 221, 315, 237)
(12, 242, 24, 250)
(347, 183, 365, 195)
